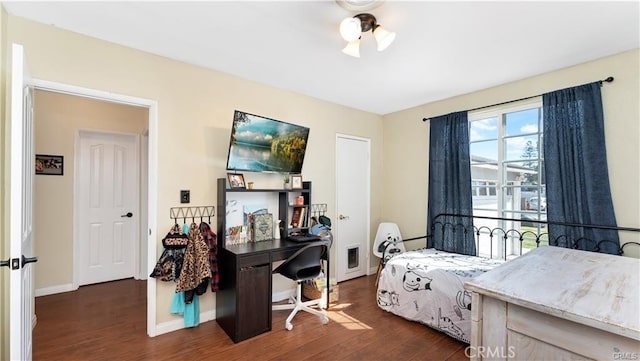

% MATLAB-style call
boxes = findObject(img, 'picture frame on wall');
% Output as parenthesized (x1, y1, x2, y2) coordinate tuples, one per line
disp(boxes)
(291, 175, 303, 189)
(227, 173, 246, 189)
(35, 154, 64, 176)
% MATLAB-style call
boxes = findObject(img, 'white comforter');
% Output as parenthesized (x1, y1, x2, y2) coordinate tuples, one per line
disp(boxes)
(376, 248, 504, 343)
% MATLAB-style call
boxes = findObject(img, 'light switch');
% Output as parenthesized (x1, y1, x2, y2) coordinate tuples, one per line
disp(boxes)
(180, 190, 190, 204)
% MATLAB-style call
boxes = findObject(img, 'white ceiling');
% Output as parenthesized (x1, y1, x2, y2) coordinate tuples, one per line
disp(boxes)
(3, 1, 639, 115)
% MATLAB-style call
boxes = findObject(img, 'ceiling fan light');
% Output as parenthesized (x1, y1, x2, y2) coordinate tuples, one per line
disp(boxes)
(336, 0, 384, 12)
(340, 17, 362, 42)
(342, 39, 361, 58)
(373, 25, 396, 51)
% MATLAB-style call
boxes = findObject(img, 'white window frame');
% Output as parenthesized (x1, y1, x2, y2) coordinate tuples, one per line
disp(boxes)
(469, 97, 544, 257)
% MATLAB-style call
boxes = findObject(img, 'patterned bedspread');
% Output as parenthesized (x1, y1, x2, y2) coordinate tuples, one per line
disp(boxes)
(376, 248, 504, 343)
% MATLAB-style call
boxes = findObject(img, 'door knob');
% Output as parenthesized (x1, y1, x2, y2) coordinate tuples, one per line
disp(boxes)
(338, 214, 350, 220)
(121, 212, 133, 218)
(22, 255, 38, 267)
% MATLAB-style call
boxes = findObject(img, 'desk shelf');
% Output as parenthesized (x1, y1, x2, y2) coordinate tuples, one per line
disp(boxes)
(216, 178, 312, 246)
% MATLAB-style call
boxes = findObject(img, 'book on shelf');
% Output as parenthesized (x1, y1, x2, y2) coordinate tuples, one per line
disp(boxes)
(290, 206, 306, 228)
(252, 213, 274, 242)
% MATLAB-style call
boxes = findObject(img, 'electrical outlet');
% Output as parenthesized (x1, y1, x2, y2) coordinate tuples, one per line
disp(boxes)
(180, 190, 190, 204)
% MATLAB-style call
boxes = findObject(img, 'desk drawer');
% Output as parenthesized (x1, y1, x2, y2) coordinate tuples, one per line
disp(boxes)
(238, 252, 270, 268)
(272, 248, 296, 262)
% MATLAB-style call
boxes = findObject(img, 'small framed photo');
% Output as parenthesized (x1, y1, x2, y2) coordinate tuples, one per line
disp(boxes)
(35, 154, 64, 176)
(291, 175, 303, 189)
(227, 173, 246, 189)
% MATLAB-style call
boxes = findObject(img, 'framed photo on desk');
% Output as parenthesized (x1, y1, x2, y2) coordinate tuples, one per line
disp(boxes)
(228, 173, 246, 189)
(291, 175, 302, 189)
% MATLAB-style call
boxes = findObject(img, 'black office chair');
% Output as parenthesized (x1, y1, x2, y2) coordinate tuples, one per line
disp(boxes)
(272, 240, 330, 330)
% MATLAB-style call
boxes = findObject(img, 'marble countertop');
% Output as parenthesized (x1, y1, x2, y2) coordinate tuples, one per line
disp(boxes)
(465, 246, 640, 340)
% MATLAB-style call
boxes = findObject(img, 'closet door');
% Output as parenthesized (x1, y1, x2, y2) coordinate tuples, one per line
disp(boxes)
(335, 134, 371, 282)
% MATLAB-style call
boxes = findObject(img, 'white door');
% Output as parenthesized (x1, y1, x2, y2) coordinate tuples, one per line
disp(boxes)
(335, 135, 370, 282)
(77, 131, 139, 285)
(8, 43, 36, 361)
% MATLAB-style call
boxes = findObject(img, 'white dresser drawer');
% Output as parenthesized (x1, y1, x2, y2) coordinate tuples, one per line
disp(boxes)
(507, 303, 639, 360)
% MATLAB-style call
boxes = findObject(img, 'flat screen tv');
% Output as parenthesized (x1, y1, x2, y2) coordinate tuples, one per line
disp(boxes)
(226, 110, 310, 174)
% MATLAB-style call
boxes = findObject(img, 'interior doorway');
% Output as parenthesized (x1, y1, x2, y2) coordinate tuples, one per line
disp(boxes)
(31, 80, 158, 336)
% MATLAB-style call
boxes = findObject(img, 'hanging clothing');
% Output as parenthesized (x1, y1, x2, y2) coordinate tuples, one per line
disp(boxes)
(199, 221, 219, 292)
(170, 292, 201, 328)
(149, 248, 185, 282)
(149, 225, 188, 281)
(183, 279, 208, 305)
(176, 223, 211, 303)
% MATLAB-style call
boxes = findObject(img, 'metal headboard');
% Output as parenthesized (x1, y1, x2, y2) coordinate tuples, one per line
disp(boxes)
(379, 213, 640, 262)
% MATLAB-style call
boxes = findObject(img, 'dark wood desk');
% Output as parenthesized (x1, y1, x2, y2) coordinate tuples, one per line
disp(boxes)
(215, 239, 330, 343)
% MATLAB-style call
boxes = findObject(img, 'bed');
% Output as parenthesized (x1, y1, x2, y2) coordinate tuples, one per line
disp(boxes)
(375, 213, 640, 344)
(377, 248, 503, 343)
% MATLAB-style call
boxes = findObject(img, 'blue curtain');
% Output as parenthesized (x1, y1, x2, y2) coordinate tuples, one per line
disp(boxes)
(543, 82, 620, 254)
(426, 111, 476, 256)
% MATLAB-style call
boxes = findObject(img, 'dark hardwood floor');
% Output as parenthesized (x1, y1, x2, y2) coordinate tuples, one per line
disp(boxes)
(34, 275, 469, 360)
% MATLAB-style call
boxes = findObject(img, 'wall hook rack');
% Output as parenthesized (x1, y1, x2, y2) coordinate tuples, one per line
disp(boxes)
(170, 205, 215, 224)
(311, 203, 328, 217)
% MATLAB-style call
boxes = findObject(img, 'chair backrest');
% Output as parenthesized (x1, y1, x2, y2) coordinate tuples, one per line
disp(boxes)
(373, 222, 405, 259)
(274, 241, 329, 282)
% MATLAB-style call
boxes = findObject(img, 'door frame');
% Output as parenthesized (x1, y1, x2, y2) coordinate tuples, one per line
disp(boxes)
(74, 129, 141, 286)
(30, 78, 159, 337)
(335, 133, 371, 282)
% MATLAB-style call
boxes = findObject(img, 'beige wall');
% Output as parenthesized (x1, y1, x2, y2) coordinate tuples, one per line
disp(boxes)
(33, 89, 148, 289)
(3, 15, 384, 326)
(382, 49, 640, 250)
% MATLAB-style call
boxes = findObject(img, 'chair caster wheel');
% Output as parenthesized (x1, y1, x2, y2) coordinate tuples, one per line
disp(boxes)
(321, 316, 329, 324)
(286, 323, 293, 330)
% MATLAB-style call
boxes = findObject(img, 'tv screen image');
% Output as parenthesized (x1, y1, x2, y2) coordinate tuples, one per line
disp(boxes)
(226, 111, 310, 173)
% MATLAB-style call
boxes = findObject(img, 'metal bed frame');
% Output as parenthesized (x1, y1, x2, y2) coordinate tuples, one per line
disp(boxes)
(378, 213, 640, 266)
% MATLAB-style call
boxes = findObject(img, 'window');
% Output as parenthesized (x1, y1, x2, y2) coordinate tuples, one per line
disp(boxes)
(469, 98, 548, 257)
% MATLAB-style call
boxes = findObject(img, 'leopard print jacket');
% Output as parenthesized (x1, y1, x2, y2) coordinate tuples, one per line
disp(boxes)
(176, 223, 211, 293)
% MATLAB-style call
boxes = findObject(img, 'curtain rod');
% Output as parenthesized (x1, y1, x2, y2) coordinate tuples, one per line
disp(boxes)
(422, 76, 614, 122)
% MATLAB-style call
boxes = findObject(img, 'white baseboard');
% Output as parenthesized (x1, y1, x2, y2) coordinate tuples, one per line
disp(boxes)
(272, 289, 294, 302)
(35, 283, 76, 297)
(369, 266, 378, 275)
(154, 309, 216, 337)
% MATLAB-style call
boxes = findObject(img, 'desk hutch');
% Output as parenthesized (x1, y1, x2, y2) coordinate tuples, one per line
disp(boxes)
(215, 178, 327, 343)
